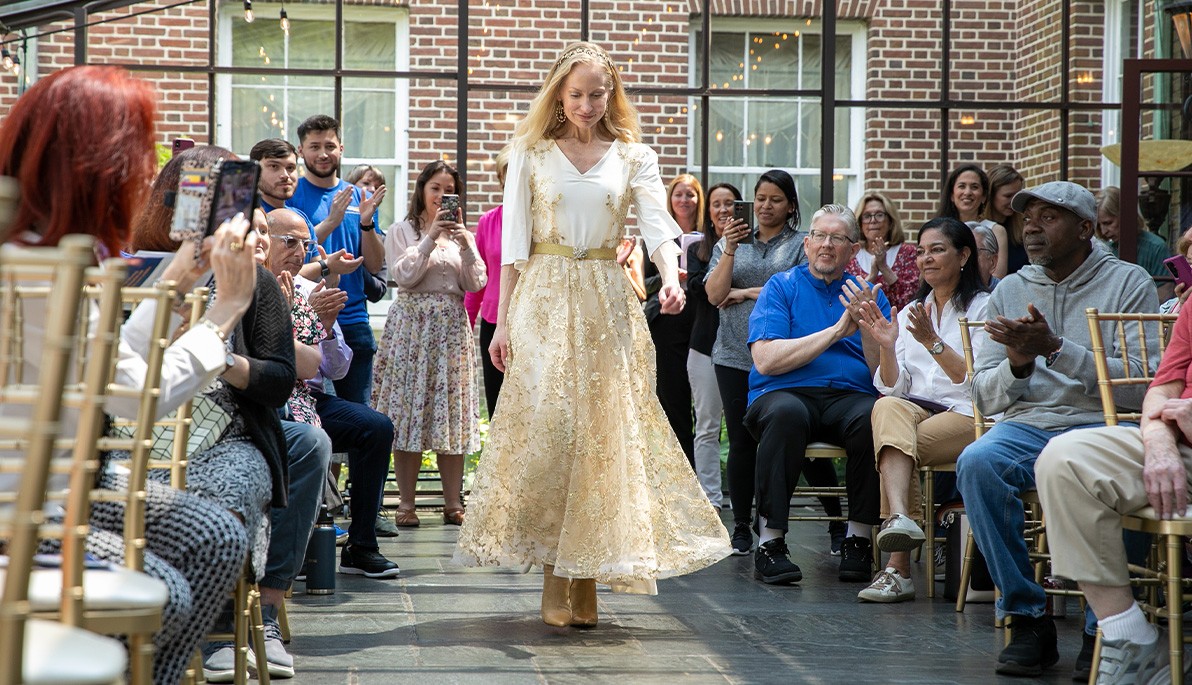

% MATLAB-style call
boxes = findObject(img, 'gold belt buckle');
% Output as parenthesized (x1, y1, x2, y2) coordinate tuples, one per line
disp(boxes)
(573, 246, 588, 259)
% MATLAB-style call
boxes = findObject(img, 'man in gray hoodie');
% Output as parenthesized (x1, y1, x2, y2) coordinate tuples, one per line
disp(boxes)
(954, 181, 1159, 678)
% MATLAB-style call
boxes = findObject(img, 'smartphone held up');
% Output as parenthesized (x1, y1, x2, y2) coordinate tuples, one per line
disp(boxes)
(733, 200, 754, 244)
(169, 158, 261, 243)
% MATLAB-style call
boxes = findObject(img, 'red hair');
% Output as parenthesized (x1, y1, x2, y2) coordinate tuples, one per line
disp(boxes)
(0, 65, 157, 256)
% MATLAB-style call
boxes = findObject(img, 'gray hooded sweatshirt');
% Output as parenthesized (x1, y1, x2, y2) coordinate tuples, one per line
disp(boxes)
(973, 246, 1159, 430)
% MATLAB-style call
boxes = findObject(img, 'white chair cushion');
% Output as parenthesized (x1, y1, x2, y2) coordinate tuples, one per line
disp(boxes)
(23, 618, 126, 684)
(0, 565, 169, 611)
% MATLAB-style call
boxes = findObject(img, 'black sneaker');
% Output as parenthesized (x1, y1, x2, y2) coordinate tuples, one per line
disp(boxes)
(838, 535, 874, 582)
(996, 614, 1059, 676)
(828, 520, 846, 556)
(1072, 630, 1096, 682)
(730, 522, 753, 556)
(339, 545, 400, 579)
(753, 538, 802, 585)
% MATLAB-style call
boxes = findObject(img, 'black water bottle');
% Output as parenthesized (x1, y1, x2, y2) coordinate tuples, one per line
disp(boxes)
(305, 505, 336, 595)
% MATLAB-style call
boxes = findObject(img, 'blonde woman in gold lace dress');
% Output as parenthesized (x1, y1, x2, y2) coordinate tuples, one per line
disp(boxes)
(454, 43, 731, 627)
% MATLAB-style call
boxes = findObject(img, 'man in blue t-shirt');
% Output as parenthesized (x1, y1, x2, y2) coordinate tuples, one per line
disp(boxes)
(745, 203, 887, 587)
(286, 115, 385, 404)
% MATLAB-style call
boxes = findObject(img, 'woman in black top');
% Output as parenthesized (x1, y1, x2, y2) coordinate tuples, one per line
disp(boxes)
(686, 183, 738, 508)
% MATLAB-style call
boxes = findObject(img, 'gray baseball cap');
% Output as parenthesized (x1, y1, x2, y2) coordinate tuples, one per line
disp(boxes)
(1010, 181, 1097, 223)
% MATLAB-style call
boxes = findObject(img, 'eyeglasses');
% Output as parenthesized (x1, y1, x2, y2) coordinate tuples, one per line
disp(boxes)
(807, 230, 856, 247)
(861, 211, 888, 223)
(270, 234, 314, 252)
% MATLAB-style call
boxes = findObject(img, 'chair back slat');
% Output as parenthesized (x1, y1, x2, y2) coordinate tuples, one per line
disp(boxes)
(1086, 308, 1176, 426)
(0, 236, 95, 685)
(958, 317, 995, 439)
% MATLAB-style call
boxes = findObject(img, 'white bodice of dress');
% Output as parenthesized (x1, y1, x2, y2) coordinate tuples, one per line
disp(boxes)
(501, 138, 680, 270)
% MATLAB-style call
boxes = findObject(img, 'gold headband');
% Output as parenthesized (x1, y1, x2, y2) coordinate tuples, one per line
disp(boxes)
(560, 46, 609, 66)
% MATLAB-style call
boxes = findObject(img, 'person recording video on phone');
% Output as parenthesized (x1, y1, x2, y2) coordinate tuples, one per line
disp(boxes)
(373, 160, 485, 530)
(286, 115, 385, 405)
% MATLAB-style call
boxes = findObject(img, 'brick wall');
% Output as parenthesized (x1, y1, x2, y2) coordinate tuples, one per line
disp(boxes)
(0, 0, 1139, 231)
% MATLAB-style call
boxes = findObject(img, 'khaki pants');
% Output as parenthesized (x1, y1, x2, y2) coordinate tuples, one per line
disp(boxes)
(870, 396, 976, 519)
(1036, 425, 1192, 586)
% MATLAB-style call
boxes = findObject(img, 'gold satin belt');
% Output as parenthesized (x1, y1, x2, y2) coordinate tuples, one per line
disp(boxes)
(531, 242, 617, 260)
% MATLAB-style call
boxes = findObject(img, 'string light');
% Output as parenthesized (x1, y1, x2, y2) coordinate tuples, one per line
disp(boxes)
(1, 49, 11, 71)
(243, 0, 254, 23)
(279, 6, 290, 34)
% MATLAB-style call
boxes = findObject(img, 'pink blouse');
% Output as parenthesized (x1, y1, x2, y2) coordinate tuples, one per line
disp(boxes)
(384, 220, 487, 297)
(463, 205, 503, 327)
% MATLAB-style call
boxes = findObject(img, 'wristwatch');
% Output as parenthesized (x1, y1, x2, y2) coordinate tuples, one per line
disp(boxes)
(929, 340, 945, 356)
(318, 258, 331, 278)
(224, 352, 236, 371)
(1045, 338, 1063, 367)
(360, 221, 374, 232)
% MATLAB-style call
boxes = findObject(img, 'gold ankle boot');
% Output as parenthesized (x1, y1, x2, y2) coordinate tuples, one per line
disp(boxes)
(569, 578, 597, 628)
(540, 565, 572, 627)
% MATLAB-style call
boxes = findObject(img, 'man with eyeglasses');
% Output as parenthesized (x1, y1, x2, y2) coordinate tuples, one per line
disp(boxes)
(266, 209, 399, 581)
(744, 203, 887, 586)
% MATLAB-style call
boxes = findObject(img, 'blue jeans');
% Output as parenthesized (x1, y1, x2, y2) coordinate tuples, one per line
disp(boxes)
(262, 421, 332, 591)
(956, 420, 1104, 620)
(333, 321, 377, 404)
(312, 390, 393, 550)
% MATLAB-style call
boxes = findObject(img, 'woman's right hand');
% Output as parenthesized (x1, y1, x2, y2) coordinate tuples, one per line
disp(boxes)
(854, 300, 899, 349)
(722, 218, 750, 250)
(489, 323, 510, 373)
(428, 209, 459, 241)
(208, 215, 258, 316)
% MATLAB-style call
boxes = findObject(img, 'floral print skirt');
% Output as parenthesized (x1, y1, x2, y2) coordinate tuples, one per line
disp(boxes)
(373, 291, 480, 455)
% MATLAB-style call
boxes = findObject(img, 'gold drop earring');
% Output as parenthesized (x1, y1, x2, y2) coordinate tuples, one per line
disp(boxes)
(555, 103, 566, 123)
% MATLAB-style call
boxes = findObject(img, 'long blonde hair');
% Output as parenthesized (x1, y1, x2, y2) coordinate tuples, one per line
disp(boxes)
(511, 42, 641, 149)
(666, 173, 705, 232)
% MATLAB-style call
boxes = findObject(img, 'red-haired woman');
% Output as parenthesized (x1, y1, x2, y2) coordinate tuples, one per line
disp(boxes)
(0, 66, 270, 685)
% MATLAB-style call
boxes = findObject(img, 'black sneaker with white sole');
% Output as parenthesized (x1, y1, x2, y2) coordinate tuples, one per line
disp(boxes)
(339, 545, 400, 579)
(753, 538, 803, 585)
(730, 521, 753, 556)
(838, 535, 874, 582)
(997, 614, 1058, 677)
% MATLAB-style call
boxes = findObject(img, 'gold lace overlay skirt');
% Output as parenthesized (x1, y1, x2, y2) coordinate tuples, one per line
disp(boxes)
(454, 253, 732, 594)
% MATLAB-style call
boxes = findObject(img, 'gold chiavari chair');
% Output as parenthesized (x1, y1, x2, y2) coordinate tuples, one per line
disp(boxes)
(1084, 309, 1184, 685)
(0, 235, 127, 685)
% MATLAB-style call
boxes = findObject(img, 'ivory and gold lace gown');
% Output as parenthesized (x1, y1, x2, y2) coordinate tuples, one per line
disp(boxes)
(454, 139, 732, 594)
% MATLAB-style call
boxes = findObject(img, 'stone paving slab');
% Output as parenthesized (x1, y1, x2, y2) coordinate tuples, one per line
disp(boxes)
(283, 513, 1089, 684)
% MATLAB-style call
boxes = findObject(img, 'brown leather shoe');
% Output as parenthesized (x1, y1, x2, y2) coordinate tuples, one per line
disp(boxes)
(393, 509, 421, 527)
(443, 508, 465, 526)
(541, 565, 571, 627)
(569, 578, 597, 628)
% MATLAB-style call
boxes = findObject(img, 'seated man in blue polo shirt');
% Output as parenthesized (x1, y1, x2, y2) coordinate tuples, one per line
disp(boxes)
(746, 203, 887, 585)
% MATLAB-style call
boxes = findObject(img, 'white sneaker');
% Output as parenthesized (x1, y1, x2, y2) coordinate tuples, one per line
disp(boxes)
(857, 567, 915, 603)
(1096, 635, 1169, 685)
(876, 513, 926, 553)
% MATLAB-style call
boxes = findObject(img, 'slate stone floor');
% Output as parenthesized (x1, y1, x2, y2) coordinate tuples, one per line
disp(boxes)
(284, 510, 1088, 685)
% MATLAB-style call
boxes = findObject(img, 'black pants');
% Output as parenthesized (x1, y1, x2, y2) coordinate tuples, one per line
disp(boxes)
(312, 390, 394, 549)
(653, 335, 694, 467)
(715, 366, 842, 525)
(478, 318, 505, 417)
(744, 387, 879, 531)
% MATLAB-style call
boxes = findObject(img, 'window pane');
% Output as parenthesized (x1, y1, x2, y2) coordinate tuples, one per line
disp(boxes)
(344, 14, 397, 72)
(343, 78, 397, 159)
(230, 14, 286, 72)
(745, 99, 797, 168)
(230, 83, 334, 154)
(751, 31, 798, 90)
(707, 99, 745, 167)
(709, 31, 744, 90)
(801, 34, 821, 90)
(798, 100, 821, 169)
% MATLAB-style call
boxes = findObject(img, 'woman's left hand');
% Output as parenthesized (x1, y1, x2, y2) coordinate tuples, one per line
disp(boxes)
(659, 282, 685, 314)
(276, 269, 295, 307)
(905, 302, 940, 347)
(449, 224, 473, 248)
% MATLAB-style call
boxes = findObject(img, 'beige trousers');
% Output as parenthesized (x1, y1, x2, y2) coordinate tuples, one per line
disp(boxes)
(870, 396, 976, 519)
(1035, 425, 1192, 586)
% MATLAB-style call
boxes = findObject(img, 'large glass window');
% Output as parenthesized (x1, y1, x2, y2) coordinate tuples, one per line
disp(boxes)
(214, 2, 408, 229)
(690, 20, 865, 222)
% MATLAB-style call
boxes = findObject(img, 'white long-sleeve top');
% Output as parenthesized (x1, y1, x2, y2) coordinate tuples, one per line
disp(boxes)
(874, 290, 990, 417)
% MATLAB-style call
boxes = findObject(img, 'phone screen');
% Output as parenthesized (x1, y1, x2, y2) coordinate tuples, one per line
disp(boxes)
(440, 194, 460, 220)
(733, 200, 754, 244)
(207, 160, 261, 236)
